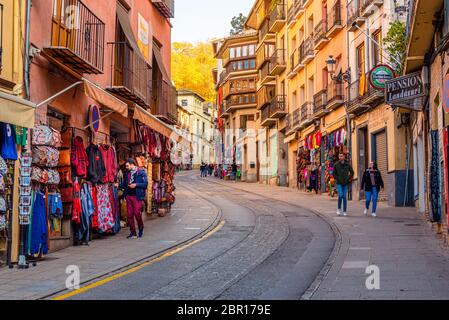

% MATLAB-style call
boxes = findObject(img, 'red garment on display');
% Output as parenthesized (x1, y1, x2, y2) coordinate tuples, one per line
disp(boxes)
(315, 132, 322, 148)
(72, 180, 81, 223)
(71, 136, 88, 178)
(99, 144, 117, 183)
(91, 185, 99, 229)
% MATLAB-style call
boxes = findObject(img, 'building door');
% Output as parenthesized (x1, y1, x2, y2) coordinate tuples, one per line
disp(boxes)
(373, 130, 388, 201)
(358, 127, 368, 199)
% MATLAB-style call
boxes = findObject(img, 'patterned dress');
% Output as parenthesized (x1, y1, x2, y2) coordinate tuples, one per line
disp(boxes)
(96, 184, 115, 232)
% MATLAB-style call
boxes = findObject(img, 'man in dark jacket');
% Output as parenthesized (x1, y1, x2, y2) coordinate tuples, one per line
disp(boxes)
(333, 153, 354, 216)
(121, 159, 148, 239)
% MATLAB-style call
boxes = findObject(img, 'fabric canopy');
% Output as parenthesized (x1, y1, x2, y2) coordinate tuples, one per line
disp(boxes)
(0, 91, 36, 128)
(116, 3, 150, 66)
(153, 45, 170, 82)
(133, 105, 172, 138)
(83, 79, 128, 117)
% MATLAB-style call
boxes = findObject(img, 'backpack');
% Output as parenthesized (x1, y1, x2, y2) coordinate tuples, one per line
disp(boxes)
(32, 146, 59, 167)
(50, 127, 62, 148)
(32, 125, 53, 146)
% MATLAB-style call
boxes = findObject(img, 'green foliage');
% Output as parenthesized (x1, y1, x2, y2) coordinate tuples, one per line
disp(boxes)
(230, 13, 247, 35)
(171, 42, 216, 102)
(383, 21, 407, 75)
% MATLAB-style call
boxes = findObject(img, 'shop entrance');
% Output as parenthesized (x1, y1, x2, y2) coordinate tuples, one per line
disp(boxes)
(373, 130, 388, 201)
(358, 127, 368, 200)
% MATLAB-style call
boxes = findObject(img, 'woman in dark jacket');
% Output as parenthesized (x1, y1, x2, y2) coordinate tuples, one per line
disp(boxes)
(361, 161, 384, 217)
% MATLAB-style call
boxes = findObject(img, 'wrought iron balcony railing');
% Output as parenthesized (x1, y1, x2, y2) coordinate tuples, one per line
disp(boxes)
(151, 0, 175, 19)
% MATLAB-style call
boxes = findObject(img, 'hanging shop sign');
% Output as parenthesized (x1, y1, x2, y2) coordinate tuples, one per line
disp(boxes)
(369, 64, 395, 90)
(385, 72, 426, 110)
(442, 73, 449, 113)
(88, 104, 101, 133)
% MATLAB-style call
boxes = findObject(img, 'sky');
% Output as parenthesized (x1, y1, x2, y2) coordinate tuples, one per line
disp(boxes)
(171, 0, 254, 43)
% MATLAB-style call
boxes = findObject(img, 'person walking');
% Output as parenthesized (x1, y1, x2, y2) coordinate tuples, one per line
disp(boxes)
(361, 161, 384, 217)
(121, 159, 148, 239)
(333, 153, 354, 216)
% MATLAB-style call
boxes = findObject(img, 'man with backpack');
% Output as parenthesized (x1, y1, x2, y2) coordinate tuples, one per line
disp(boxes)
(121, 159, 148, 239)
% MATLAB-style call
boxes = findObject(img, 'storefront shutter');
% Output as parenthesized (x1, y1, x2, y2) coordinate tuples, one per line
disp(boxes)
(375, 131, 388, 201)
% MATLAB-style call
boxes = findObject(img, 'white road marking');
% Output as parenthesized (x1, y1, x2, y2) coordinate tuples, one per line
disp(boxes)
(185, 227, 201, 230)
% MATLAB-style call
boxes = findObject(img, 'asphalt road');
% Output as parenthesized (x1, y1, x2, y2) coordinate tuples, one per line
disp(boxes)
(68, 173, 335, 300)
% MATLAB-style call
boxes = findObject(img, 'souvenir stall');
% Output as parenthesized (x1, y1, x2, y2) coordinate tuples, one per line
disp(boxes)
(0, 122, 27, 267)
(131, 107, 177, 218)
(322, 127, 348, 197)
(300, 131, 322, 193)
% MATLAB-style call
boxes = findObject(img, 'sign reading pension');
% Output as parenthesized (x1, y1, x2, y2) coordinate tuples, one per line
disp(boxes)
(385, 72, 425, 107)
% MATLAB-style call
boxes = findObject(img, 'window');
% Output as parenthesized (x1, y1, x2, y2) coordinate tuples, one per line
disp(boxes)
(249, 44, 255, 55)
(250, 59, 256, 69)
(181, 99, 188, 107)
(372, 29, 382, 66)
(356, 43, 365, 77)
(236, 47, 241, 57)
(242, 45, 248, 57)
(230, 47, 235, 58)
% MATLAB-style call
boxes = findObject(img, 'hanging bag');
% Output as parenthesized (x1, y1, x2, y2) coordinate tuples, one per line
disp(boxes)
(32, 125, 53, 146)
(0, 156, 7, 176)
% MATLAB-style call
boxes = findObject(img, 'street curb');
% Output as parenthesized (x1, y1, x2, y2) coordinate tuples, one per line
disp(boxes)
(204, 178, 343, 300)
(39, 182, 223, 300)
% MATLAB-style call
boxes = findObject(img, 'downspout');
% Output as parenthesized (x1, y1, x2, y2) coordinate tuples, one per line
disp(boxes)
(346, 16, 352, 201)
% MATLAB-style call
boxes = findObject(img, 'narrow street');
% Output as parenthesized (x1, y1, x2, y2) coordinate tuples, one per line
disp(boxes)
(18, 171, 447, 300)
(55, 171, 335, 300)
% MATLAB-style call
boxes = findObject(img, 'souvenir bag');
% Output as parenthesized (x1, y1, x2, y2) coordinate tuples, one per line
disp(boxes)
(32, 125, 52, 145)
(50, 127, 62, 148)
(59, 149, 71, 166)
(0, 196, 6, 212)
(31, 166, 49, 184)
(0, 174, 4, 192)
(58, 166, 72, 185)
(0, 214, 6, 231)
(0, 156, 7, 176)
(32, 146, 59, 167)
(47, 169, 60, 185)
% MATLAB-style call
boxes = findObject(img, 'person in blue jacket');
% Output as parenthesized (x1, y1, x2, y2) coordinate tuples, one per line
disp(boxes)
(121, 159, 148, 239)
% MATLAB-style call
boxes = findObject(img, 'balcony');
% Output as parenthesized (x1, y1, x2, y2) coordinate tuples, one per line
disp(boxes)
(220, 102, 230, 118)
(260, 104, 276, 127)
(270, 95, 287, 118)
(348, 72, 384, 115)
(44, 0, 105, 74)
(269, 2, 287, 32)
(260, 62, 275, 85)
(151, 0, 175, 19)
(106, 42, 151, 107)
(361, 0, 383, 17)
(269, 49, 287, 76)
(347, 0, 364, 31)
(303, 0, 313, 8)
(299, 37, 314, 64)
(152, 81, 178, 125)
(259, 18, 275, 44)
(226, 93, 257, 110)
(314, 20, 329, 50)
(257, 85, 276, 110)
(285, 108, 301, 134)
(326, 80, 345, 110)
(327, 1, 343, 38)
(287, 48, 303, 79)
(287, 0, 304, 25)
(256, 43, 272, 69)
(313, 89, 328, 118)
(300, 102, 314, 127)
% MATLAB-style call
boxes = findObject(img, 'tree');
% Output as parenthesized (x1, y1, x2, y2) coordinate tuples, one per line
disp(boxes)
(383, 21, 407, 75)
(171, 42, 216, 102)
(230, 13, 246, 35)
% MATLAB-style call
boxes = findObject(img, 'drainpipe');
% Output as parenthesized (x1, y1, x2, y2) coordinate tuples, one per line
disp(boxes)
(346, 19, 352, 201)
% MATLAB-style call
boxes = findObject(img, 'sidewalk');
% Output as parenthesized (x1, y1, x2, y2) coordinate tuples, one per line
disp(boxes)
(208, 177, 449, 300)
(0, 181, 221, 300)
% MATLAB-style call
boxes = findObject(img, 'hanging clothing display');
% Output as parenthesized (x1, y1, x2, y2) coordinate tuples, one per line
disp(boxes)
(28, 192, 48, 256)
(99, 144, 117, 183)
(78, 182, 94, 244)
(0, 123, 18, 160)
(96, 184, 115, 233)
(430, 130, 441, 223)
(86, 144, 106, 184)
(71, 136, 88, 178)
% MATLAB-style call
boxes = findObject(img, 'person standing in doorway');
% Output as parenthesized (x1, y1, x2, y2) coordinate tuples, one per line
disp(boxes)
(333, 153, 354, 216)
(361, 161, 384, 217)
(122, 159, 148, 239)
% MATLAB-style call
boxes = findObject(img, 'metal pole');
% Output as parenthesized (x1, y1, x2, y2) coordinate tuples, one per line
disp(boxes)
(346, 22, 353, 201)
